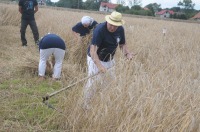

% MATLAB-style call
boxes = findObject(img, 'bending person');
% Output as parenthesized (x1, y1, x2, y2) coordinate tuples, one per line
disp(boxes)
(84, 11, 133, 109)
(38, 33, 66, 80)
(72, 16, 98, 37)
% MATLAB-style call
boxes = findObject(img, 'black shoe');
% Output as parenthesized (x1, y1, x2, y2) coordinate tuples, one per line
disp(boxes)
(35, 40, 39, 45)
(22, 44, 27, 47)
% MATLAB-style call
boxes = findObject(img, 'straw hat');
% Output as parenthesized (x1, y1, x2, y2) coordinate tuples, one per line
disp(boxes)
(105, 11, 125, 26)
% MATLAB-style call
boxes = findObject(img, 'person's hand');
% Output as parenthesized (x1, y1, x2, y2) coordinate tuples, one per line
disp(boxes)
(98, 65, 107, 73)
(126, 53, 133, 60)
(126, 52, 137, 60)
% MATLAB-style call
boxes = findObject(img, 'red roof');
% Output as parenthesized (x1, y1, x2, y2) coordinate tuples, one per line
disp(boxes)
(143, 7, 149, 10)
(192, 12, 200, 19)
(100, 2, 118, 9)
(156, 10, 175, 15)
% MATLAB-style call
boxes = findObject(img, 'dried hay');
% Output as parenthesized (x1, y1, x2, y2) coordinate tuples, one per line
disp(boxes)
(1, 6, 21, 26)
(70, 33, 92, 71)
(19, 55, 55, 77)
(0, 66, 11, 83)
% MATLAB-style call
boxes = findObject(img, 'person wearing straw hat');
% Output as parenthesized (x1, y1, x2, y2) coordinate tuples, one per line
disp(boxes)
(38, 33, 66, 80)
(83, 11, 133, 109)
(72, 16, 98, 37)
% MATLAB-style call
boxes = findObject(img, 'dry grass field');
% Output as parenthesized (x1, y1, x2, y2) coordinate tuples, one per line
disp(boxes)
(1, 3, 200, 131)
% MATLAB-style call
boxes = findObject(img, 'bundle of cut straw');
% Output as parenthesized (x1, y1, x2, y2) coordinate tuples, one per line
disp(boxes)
(20, 55, 55, 76)
(70, 33, 92, 71)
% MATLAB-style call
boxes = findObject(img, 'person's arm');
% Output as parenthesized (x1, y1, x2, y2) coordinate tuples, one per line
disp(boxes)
(91, 21, 98, 28)
(19, 6, 22, 14)
(90, 45, 106, 73)
(18, 0, 23, 14)
(73, 31, 81, 38)
(72, 26, 81, 44)
(119, 44, 133, 60)
(72, 23, 83, 40)
(34, 5, 38, 13)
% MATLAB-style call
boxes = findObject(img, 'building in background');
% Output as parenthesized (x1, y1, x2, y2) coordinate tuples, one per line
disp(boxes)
(192, 12, 200, 21)
(38, 0, 46, 6)
(99, 2, 118, 12)
(155, 10, 175, 18)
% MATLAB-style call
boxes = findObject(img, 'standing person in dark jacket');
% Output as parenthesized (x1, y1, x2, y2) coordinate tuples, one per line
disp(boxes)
(19, 0, 39, 46)
(72, 16, 98, 37)
(38, 33, 66, 80)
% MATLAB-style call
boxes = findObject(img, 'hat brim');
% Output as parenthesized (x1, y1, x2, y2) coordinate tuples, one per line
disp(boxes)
(105, 15, 125, 26)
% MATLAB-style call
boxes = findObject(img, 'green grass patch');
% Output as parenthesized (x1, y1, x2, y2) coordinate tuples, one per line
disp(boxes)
(0, 79, 23, 89)
(0, 82, 9, 89)
(16, 103, 54, 124)
(0, 77, 63, 130)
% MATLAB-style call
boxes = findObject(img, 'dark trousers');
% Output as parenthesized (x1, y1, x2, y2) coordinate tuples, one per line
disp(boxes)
(20, 19, 39, 46)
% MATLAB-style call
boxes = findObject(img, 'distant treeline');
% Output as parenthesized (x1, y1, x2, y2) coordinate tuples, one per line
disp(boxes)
(6, 0, 200, 20)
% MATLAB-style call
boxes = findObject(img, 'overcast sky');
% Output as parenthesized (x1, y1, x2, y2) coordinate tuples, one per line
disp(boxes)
(112, 0, 200, 10)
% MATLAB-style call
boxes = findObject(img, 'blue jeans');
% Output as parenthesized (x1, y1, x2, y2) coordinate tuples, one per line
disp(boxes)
(20, 19, 39, 46)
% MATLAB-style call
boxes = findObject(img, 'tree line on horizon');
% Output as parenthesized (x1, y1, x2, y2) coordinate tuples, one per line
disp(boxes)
(11, 0, 199, 20)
